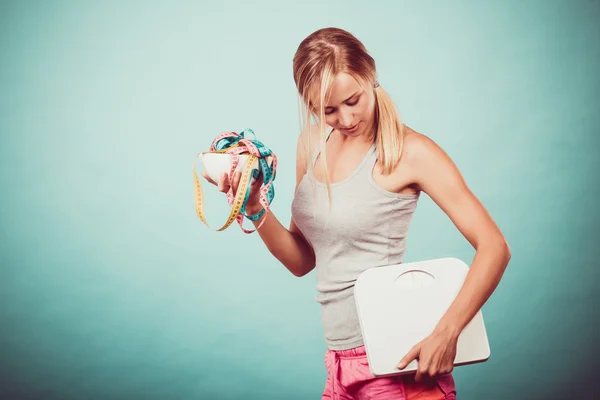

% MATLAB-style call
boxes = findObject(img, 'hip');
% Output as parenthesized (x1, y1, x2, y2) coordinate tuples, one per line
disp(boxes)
(322, 345, 456, 400)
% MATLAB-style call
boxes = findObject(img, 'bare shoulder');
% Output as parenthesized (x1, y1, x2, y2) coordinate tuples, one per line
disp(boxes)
(403, 125, 452, 166)
(402, 125, 453, 191)
(402, 125, 439, 157)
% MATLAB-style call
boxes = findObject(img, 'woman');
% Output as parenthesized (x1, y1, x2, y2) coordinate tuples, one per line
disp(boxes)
(202, 27, 511, 400)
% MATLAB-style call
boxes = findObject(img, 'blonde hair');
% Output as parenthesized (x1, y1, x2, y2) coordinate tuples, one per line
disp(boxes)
(292, 27, 405, 226)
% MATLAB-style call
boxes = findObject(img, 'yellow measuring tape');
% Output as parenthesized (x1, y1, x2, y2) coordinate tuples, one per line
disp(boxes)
(193, 151, 259, 232)
(193, 129, 277, 233)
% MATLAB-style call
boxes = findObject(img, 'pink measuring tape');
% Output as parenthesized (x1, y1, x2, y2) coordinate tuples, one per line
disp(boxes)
(193, 129, 278, 234)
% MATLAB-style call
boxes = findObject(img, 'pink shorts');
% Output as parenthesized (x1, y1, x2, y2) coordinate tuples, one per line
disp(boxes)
(322, 345, 456, 400)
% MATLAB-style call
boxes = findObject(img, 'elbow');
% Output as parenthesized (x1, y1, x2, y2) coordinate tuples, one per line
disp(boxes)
(479, 235, 511, 265)
(290, 259, 315, 278)
(291, 270, 306, 278)
(291, 264, 314, 278)
(288, 235, 316, 277)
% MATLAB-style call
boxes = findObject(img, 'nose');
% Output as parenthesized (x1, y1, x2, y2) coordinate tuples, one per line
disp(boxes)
(338, 109, 355, 128)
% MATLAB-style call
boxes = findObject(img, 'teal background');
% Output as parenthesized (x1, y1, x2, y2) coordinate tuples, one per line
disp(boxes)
(1, 0, 598, 399)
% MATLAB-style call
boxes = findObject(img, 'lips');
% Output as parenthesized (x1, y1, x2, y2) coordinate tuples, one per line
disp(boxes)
(342, 122, 360, 132)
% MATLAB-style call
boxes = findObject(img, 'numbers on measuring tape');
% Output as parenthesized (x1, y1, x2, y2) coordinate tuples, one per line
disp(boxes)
(193, 129, 277, 234)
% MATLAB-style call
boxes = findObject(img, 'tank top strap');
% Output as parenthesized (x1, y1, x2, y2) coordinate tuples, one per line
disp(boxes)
(356, 141, 378, 179)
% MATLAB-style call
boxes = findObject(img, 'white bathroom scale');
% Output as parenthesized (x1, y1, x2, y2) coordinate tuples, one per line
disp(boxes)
(354, 257, 491, 377)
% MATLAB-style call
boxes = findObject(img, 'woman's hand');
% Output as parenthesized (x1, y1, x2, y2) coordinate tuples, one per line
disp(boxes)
(396, 326, 459, 382)
(201, 170, 264, 212)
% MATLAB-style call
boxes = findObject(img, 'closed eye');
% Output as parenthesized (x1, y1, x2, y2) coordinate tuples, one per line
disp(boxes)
(324, 96, 360, 115)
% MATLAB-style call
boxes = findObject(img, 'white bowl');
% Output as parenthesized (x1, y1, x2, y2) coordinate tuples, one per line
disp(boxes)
(200, 152, 273, 184)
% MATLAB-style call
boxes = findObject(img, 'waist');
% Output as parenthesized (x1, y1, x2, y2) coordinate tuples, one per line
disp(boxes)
(326, 344, 367, 358)
(317, 288, 365, 350)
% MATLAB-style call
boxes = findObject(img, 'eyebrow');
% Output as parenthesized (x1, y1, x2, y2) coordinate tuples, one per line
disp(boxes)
(311, 90, 362, 111)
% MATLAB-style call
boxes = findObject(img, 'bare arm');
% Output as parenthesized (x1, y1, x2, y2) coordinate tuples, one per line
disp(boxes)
(245, 131, 316, 277)
(244, 210, 315, 277)
(397, 130, 511, 379)
(409, 133, 511, 336)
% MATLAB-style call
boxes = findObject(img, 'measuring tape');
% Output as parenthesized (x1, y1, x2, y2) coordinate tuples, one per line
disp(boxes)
(193, 128, 277, 233)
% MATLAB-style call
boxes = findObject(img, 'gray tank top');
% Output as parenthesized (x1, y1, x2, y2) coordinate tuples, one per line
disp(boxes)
(291, 126, 420, 350)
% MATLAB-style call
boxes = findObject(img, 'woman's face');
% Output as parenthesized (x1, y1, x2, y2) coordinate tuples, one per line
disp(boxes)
(309, 73, 376, 139)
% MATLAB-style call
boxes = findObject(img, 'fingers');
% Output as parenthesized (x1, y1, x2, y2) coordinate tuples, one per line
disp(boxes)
(215, 171, 242, 194)
(202, 170, 259, 195)
(415, 366, 424, 382)
(232, 171, 241, 192)
(416, 358, 452, 382)
(415, 361, 434, 382)
(252, 170, 264, 186)
(397, 344, 420, 370)
(201, 172, 217, 185)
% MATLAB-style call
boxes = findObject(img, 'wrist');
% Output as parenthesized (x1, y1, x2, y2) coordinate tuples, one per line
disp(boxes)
(245, 203, 263, 215)
(434, 319, 462, 340)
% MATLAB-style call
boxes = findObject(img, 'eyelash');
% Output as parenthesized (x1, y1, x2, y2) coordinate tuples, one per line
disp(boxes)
(324, 98, 359, 115)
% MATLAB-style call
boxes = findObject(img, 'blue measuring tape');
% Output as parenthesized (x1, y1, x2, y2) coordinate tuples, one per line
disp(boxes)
(197, 128, 277, 232)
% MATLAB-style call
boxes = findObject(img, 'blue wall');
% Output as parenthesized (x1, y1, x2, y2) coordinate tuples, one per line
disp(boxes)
(1, 1, 598, 399)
